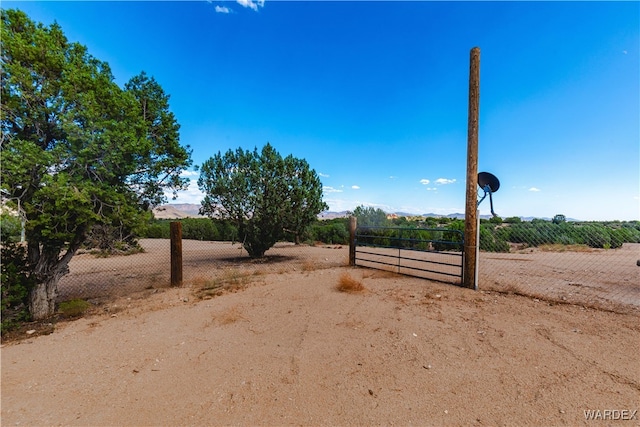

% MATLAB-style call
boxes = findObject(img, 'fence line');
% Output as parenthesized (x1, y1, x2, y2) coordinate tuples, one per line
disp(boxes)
(54, 220, 640, 313)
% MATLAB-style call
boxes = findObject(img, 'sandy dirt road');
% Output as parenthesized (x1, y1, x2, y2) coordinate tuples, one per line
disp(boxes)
(2, 265, 639, 426)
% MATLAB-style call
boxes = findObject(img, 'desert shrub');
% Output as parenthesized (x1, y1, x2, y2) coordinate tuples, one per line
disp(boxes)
(141, 218, 238, 242)
(505, 222, 556, 246)
(422, 217, 440, 227)
(403, 229, 434, 251)
(144, 221, 171, 238)
(473, 220, 640, 250)
(573, 225, 611, 249)
(181, 218, 219, 241)
(58, 299, 91, 318)
(83, 224, 143, 255)
(479, 225, 510, 252)
(620, 223, 640, 242)
(1, 244, 34, 332)
(308, 220, 349, 244)
(336, 273, 365, 293)
(503, 216, 522, 224)
(355, 226, 395, 248)
(433, 219, 464, 251)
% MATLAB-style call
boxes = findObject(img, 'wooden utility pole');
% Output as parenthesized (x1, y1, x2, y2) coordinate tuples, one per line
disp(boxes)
(463, 47, 480, 290)
(349, 216, 357, 266)
(170, 221, 183, 287)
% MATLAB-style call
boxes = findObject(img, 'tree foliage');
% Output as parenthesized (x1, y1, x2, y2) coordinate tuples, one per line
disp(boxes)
(1, 244, 35, 332)
(0, 9, 192, 319)
(350, 205, 389, 227)
(198, 143, 327, 258)
(552, 214, 567, 224)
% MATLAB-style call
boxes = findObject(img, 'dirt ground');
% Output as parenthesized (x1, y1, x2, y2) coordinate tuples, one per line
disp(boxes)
(2, 247, 639, 426)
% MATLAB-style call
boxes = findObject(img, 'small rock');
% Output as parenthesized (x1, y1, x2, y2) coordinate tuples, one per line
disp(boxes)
(26, 330, 36, 335)
(412, 333, 418, 337)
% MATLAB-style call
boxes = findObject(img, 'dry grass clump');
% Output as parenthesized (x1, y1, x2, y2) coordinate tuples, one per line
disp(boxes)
(336, 273, 366, 293)
(193, 269, 260, 299)
(302, 260, 318, 272)
(539, 243, 594, 253)
(218, 305, 246, 325)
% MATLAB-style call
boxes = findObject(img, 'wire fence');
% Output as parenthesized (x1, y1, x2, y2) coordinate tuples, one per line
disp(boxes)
(56, 221, 640, 313)
(477, 222, 640, 312)
(57, 239, 349, 303)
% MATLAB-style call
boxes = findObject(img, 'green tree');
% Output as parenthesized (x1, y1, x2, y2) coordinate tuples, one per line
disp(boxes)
(281, 155, 328, 244)
(552, 214, 567, 224)
(198, 143, 327, 258)
(351, 205, 389, 227)
(0, 10, 192, 319)
(489, 215, 503, 225)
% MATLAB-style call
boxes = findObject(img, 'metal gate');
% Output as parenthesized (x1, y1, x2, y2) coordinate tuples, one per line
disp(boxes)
(354, 226, 464, 285)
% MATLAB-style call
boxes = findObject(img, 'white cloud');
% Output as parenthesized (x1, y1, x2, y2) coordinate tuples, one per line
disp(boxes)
(529, 187, 541, 192)
(419, 179, 430, 185)
(435, 178, 456, 185)
(425, 187, 437, 191)
(351, 185, 360, 190)
(236, 0, 264, 12)
(164, 176, 206, 204)
(318, 172, 330, 178)
(623, 50, 628, 55)
(215, 5, 231, 13)
(180, 170, 200, 177)
(323, 186, 343, 194)
(389, 176, 397, 180)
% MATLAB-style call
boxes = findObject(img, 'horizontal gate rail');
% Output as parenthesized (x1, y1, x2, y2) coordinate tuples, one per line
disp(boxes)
(354, 226, 464, 283)
(355, 247, 462, 278)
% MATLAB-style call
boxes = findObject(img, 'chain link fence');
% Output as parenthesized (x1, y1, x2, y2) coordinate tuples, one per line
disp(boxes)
(56, 219, 640, 313)
(57, 238, 349, 303)
(477, 221, 640, 312)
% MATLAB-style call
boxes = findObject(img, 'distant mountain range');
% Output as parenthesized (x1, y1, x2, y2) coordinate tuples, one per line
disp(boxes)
(155, 204, 570, 222)
(152, 204, 204, 219)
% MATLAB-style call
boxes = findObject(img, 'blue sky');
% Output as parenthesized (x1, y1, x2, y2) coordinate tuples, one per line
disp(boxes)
(7, 1, 639, 220)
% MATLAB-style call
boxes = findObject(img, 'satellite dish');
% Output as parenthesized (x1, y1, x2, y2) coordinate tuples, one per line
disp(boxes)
(477, 171, 500, 217)
(478, 172, 500, 193)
